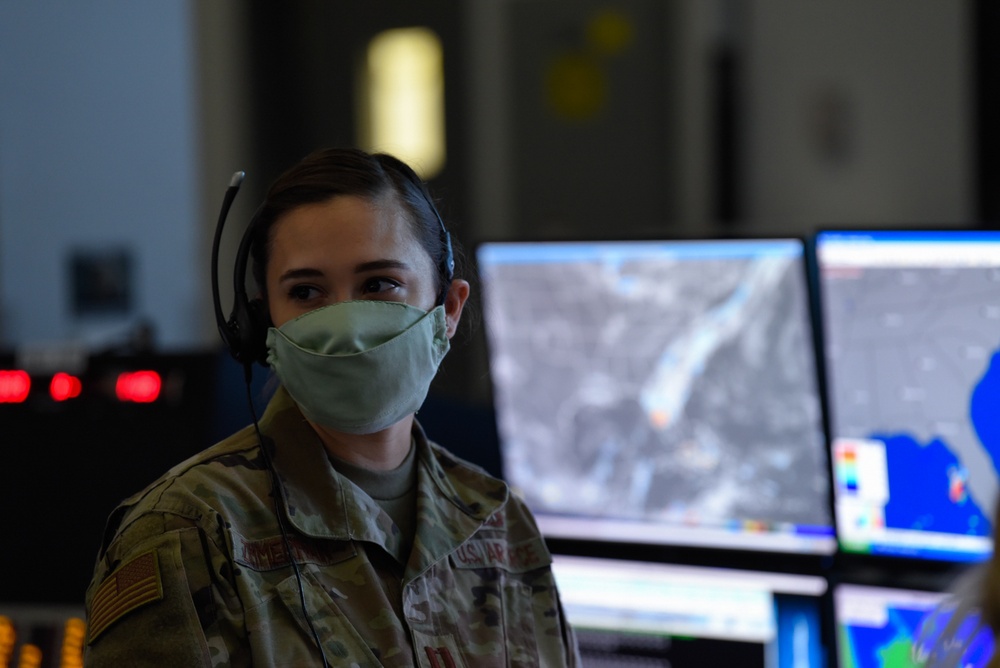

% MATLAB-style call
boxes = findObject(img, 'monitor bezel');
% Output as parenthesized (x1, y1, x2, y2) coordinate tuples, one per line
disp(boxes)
(476, 233, 839, 561)
(811, 226, 1000, 566)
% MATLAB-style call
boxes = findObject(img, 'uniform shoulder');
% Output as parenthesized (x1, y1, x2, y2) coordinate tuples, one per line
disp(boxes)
(423, 440, 507, 498)
(422, 439, 544, 537)
(104, 425, 268, 544)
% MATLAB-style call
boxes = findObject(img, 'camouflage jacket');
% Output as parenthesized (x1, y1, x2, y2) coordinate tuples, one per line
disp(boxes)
(84, 387, 580, 667)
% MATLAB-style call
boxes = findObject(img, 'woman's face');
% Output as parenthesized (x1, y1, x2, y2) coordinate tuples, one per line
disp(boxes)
(265, 194, 441, 329)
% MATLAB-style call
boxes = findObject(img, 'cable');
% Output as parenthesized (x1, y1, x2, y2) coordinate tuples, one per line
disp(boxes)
(213, 171, 329, 665)
(242, 363, 330, 668)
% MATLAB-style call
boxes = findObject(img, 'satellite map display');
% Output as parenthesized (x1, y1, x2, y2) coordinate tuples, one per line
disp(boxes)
(478, 240, 834, 553)
(835, 584, 993, 668)
(818, 231, 1000, 561)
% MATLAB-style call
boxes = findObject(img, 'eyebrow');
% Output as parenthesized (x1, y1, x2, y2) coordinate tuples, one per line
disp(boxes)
(353, 259, 412, 274)
(277, 267, 324, 283)
(277, 260, 412, 283)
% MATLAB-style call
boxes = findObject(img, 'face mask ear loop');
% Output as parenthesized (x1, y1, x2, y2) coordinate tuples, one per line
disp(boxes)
(241, 362, 331, 668)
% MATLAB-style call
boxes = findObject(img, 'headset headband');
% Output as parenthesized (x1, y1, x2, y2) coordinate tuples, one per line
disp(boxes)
(210, 164, 455, 367)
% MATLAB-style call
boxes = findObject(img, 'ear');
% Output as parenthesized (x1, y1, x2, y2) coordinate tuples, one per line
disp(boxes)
(442, 279, 470, 339)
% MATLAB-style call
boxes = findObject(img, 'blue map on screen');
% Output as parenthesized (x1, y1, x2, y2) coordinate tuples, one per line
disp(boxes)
(819, 231, 1000, 561)
(838, 593, 993, 668)
(877, 431, 991, 540)
(839, 604, 930, 667)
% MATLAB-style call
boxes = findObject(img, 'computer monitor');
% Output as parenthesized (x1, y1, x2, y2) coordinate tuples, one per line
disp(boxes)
(815, 230, 1000, 562)
(478, 239, 835, 554)
(833, 582, 993, 667)
(553, 554, 828, 668)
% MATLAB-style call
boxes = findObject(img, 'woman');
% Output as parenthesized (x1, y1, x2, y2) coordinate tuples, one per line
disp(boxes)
(84, 148, 580, 666)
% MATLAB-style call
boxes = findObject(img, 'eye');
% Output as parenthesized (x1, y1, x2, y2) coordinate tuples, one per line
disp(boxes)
(361, 277, 402, 295)
(288, 284, 321, 302)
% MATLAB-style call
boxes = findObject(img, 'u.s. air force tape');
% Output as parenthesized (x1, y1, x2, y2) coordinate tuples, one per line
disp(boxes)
(87, 551, 164, 644)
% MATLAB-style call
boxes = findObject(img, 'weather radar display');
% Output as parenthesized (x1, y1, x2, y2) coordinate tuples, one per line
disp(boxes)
(478, 239, 834, 555)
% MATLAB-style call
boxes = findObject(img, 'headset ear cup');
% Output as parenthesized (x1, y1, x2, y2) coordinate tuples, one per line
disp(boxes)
(225, 301, 251, 364)
(226, 296, 269, 366)
(246, 298, 271, 365)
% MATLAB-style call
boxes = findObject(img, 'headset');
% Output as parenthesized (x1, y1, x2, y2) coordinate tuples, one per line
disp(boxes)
(210, 171, 269, 369)
(211, 159, 455, 370)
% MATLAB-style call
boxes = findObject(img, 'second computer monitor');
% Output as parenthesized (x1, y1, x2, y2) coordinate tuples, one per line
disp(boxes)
(478, 238, 835, 555)
(817, 230, 1000, 562)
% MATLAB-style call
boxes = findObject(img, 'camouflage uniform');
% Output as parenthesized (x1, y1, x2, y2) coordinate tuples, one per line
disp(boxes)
(84, 387, 580, 666)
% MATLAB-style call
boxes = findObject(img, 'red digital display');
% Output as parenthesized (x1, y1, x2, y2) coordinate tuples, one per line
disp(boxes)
(49, 372, 83, 402)
(115, 370, 161, 403)
(0, 370, 31, 403)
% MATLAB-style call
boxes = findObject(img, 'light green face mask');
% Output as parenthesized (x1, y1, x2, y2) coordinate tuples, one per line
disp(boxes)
(266, 300, 450, 434)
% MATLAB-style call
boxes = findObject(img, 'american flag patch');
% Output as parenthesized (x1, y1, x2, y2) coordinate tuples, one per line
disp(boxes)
(87, 551, 163, 644)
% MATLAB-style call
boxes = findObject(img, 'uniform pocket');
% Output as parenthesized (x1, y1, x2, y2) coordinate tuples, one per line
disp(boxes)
(501, 578, 540, 668)
(245, 569, 382, 667)
(428, 559, 543, 667)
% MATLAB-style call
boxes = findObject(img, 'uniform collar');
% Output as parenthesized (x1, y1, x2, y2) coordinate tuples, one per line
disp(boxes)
(405, 420, 509, 581)
(258, 386, 509, 571)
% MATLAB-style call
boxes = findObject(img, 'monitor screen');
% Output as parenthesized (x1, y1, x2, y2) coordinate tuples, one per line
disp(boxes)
(478, 239, 835, 554)
(553, 554, 828, 668)
(833, 583, 993, 667)
(816, 230, 1000, 562)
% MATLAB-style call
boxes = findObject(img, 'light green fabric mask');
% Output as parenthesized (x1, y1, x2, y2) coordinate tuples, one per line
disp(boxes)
(266, 300, 450, 434)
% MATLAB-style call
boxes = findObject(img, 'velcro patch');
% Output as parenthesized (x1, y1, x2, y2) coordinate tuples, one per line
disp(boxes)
(452, 537, 550, 573)
(87, 551, 163, 644)
(231, 530, 356, 571)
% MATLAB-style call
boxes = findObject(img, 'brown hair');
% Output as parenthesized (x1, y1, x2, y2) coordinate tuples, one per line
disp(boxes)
(249, 147, 459, 305)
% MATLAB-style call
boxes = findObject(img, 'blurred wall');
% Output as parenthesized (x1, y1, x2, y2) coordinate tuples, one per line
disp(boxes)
(463, 0, 719, 241)
(0, 1, 204, 351)
(740, 0, 972, 232)
(192, 0, 257, 348)
(0, 0, 978, 369)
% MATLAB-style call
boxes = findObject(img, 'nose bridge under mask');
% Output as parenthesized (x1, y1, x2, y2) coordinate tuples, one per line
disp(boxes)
(265, 300, 450, 434)
(280, 300, 431, 356)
